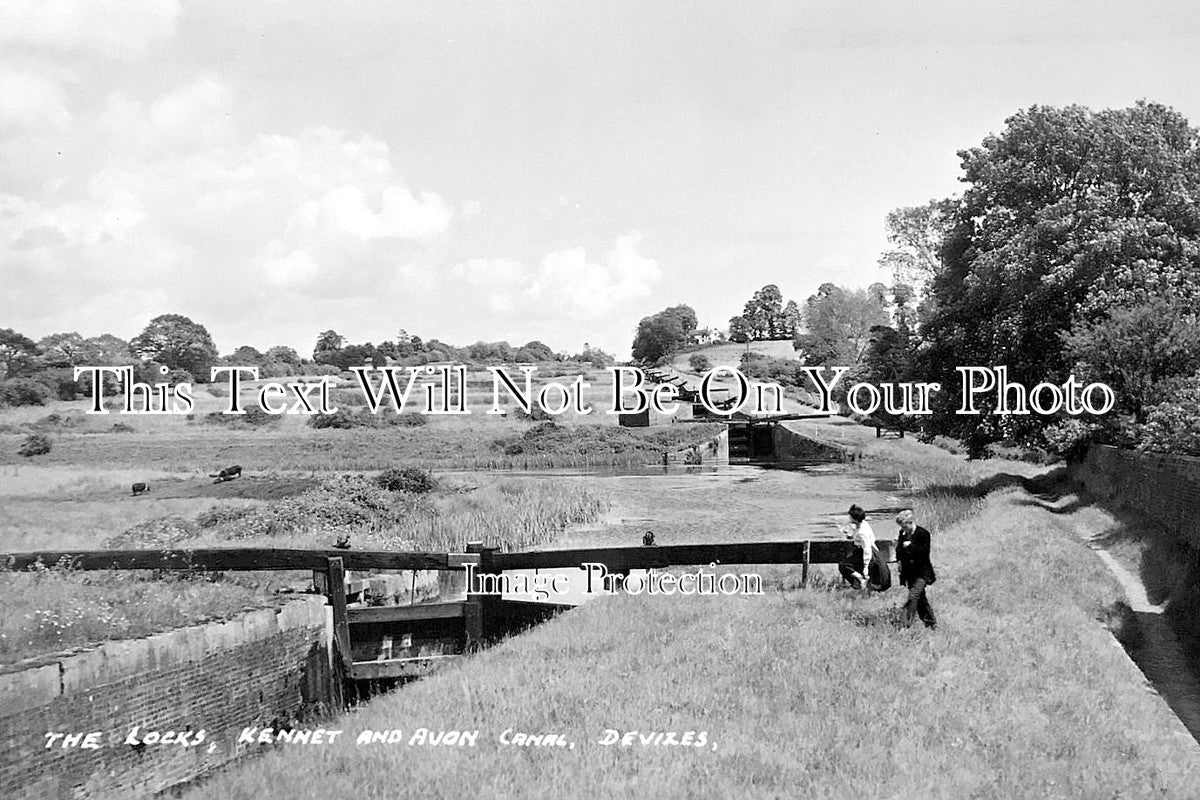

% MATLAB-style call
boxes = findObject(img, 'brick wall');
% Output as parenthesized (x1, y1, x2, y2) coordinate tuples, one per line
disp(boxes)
(1071, 445, 1200, 549)
(0, 596, 331, 799)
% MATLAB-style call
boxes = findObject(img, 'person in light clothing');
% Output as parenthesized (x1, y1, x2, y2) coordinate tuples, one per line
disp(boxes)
(838, 504, 875, 590)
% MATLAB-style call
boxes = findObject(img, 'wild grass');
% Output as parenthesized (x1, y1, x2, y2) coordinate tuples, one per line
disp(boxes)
(180, 490, 1199, 800)
(0, 563, 264, 665)
(0, 471, 610, 664)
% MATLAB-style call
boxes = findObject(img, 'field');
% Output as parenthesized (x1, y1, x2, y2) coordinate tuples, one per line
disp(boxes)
(2, 351, 1198, 797)
(179, 445, 1200, 799)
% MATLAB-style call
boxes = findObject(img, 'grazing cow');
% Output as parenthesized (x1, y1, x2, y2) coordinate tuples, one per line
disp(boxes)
(643, 530, 656, 547)
(131, 482, 150, 496)
(210, 464, 243, 483)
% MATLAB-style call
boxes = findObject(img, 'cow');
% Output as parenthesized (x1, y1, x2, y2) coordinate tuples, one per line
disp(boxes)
(210, 465, 243, 484)
(131, 482, 150, 496)
(643, 530, 656, 547)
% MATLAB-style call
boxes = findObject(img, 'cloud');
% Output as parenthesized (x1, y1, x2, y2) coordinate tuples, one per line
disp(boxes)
(442, 234, 663, 353)
(0, 0, 180, 61)
(0, 68, 72, 131)
(531, 232, 662, 319)
(1, 71, 457, 337)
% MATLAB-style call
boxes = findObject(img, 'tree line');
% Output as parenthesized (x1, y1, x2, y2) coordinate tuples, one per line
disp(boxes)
(0, 318, 614, 407)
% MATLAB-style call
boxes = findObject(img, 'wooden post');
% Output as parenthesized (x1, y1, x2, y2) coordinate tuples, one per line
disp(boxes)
(800, 541, 811, 588)
(326, 557, 352, 673)
(464, 541, 500, 650)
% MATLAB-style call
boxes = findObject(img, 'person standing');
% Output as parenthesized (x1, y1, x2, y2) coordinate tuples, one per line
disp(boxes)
(838, 504, 876, 590)
(895, 509, 937, 629)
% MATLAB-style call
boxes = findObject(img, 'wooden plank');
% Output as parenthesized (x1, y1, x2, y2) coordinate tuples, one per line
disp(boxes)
(326, 557, 353, 673)
(350, 655, 460, 681)
(348, 602, 466, 625)
(1, 548, 457, 573)
(493, 540, 858, 571)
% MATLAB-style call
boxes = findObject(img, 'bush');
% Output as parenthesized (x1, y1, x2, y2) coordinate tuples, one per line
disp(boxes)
(688, 354, 712, 373)
(1136, 376, 1200, 456)
(1043, 418, 1103, 461)
(513, 404, 554, 422)
(308, 409, 359, 429)
(375, 467, 438, 494)
(204, 405, 281, 428)
(18, 433, 52, 457)
(0, 378, 52, 407)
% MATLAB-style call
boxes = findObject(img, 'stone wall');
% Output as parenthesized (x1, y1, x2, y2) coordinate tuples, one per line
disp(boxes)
(1071, 445, 1200, 549)
(0, 596, 331, 799)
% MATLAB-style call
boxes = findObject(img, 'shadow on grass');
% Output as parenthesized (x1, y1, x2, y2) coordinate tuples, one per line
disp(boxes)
(1020, 473, 1200, 746)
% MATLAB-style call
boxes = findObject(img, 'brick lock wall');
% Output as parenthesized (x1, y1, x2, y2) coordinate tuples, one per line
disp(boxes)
(1072, 445, 1200, 549)
(0, 596, 331, 800)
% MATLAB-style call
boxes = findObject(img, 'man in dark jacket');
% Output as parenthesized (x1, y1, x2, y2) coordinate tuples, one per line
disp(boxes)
(895, 510, 936, 629)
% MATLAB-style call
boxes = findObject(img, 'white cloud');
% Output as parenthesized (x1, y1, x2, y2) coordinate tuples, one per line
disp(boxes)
(0, 68, 72, 131)
(441, 234, 663, 353)
(0, 0, 180, 61)
(531, 232, 661, 319)
(1, 72, 458, 337)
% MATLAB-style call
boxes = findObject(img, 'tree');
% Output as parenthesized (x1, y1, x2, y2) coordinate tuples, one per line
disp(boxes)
(920, 102, 1200, 453)
(38, 332, 86, 366)
(131, 315, 219, 382)
(515, 340, 556, 362)
(265, 345, 301, 367)
(80, 334, 131, 365)
(313, 330, 345, 361)
(877, 200, 953, 296)
(0, 329, 39, 379)
(727, 315, 752, 344)
(229, 345, 266, 365)
(631, 305, 698, 364)
(729, 285, 799, 341)
(1062, 297, 1200, 424)
(794, 284, 891, 367)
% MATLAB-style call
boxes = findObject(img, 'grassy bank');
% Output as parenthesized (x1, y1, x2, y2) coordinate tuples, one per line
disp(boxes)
(181, 479, 1198, 799)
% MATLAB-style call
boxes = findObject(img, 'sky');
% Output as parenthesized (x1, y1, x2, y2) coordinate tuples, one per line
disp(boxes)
(3, 1, 1200, 360)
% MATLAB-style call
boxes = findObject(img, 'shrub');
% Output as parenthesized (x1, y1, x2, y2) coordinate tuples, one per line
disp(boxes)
(1136, 376, 1200, 456)
(204, 405, 281, 428)
(513, 404, 554, 422)
(688, 354, 712, 373)
(376, 467, 438, 494)
(18, 433, 52, 457)
(110, 422, 135, 433)
(0, 378, 51, 407)
(308, 409, 359, 429)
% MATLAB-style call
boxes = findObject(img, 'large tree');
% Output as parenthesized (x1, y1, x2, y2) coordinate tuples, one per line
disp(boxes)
(729, 285, 799, 342)
(0, 329, 41, 379)
(920, 102, 1200, 453)
(631, 305, 698, 364)
(793, 283, 891, 367)
(130, 315, 219, 381)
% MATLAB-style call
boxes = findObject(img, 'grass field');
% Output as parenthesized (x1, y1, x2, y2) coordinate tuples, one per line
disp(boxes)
(179, 474, 1200, 799)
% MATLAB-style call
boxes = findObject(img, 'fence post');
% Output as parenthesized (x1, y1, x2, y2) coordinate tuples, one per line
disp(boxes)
(464, 541, 500, 650)
(800, 541, 811, 588)
(326, 557, 353, 673)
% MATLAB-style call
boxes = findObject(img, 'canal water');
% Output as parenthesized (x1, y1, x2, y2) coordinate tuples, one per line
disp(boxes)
(447, 459, 911, 606)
